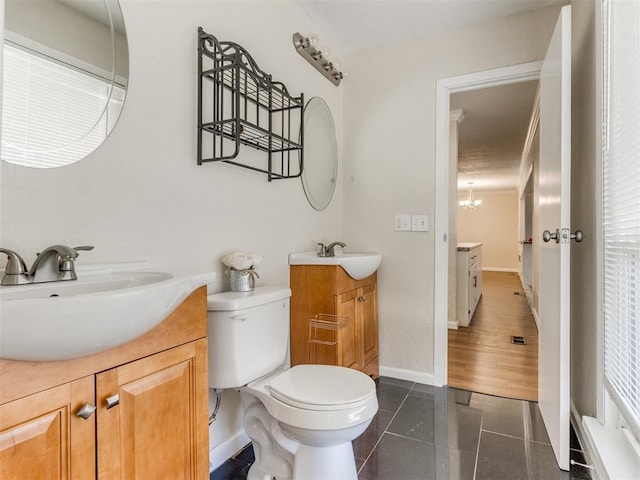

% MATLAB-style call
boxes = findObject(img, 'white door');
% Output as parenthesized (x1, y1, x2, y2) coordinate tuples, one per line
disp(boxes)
(538, 5, 571, 472)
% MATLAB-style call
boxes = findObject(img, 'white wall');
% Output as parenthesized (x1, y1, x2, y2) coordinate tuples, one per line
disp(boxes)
(519, 124, 541, 315)
(447, 115, 461, 328)
(570, 0, 599, 420)
(342, 6, 561, 378)
(457, 190, 519, 271)
(0, 0, 345, 466)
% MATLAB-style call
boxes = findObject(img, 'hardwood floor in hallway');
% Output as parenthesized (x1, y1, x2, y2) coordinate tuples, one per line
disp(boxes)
(448, 271, 538, 401)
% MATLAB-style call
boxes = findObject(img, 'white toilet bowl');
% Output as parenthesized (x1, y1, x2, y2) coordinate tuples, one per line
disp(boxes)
(240, 364, 377, 479)
(206, 287, 378, 480)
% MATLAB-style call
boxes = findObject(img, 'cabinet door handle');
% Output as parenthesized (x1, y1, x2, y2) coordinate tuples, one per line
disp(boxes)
(76, 402, 97, 419)
(105, 394, 120, 409)
(358, 296, 365, 302)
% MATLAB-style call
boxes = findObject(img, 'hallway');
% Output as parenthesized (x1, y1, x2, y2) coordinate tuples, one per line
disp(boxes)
(448, 271, 538, 401)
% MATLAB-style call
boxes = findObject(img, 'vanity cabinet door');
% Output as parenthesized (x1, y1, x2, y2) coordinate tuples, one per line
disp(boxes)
(336, 283, 378, 374)
(96, 339, 209, 480)
(360, 283, 379, 369)
(0, 376, 96, 480)
(336, 288, 362, 371)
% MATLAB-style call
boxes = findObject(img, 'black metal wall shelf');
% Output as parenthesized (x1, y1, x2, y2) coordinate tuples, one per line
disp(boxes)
(197, 28, 304, 181)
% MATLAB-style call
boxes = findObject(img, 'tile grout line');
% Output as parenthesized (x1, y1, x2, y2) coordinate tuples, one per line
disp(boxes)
(382, 430, 437, 445)
(472, 411, 484, 480)
(481, 427, 552, 446)
(357, 383, 415, 475)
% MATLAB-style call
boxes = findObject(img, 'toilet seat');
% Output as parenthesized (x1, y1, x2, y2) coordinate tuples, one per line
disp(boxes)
(243, 365, 378, 432)
(268, 365, 375, 411)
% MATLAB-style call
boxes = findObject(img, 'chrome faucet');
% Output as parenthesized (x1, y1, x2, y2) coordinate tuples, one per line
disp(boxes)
(0, 245, 94, 285)
(317, 242, 346, 257)
(0, 248, 30, 285)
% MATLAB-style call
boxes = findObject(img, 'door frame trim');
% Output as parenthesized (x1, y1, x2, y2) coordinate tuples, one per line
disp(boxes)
(433, 61, 543, 386)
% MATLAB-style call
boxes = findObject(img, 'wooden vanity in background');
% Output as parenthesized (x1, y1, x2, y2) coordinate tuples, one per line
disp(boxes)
(0, 287, 210, 480)
(290, 265, 379, 378)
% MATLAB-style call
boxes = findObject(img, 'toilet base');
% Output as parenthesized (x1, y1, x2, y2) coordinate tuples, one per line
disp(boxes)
(247, 442, 357, 480)
(288, 443, 358, 480)
(241, 393, 359, 480)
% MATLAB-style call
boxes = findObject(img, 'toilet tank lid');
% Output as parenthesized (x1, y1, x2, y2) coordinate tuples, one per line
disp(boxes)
(207, 286, 291, 311)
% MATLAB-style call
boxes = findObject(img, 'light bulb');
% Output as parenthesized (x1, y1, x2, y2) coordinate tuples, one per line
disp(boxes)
(308, 33, 319, 47)
(321, 47, 332, 62)
(333, 58, 343, 71)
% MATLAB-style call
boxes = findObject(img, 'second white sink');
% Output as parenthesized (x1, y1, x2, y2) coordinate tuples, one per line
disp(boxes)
(288, 252, 382, 280)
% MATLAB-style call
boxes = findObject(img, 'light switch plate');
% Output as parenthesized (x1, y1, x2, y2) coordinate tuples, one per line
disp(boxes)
(411, 214, 429, 232)
(394, 214, 411, 231)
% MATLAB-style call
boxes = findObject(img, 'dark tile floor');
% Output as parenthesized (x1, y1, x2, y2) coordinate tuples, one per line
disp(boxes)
(211, 377, 592, 479)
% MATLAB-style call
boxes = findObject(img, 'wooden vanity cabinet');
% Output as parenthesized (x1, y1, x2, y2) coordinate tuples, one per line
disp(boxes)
(0, 287, 209, 480)
(97, 339, 207, 479)
(290, 266, 379, 378)
(0, 375, 96, 480)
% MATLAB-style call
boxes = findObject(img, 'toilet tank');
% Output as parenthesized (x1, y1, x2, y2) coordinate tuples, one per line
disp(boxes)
(207, 286, 291, 389)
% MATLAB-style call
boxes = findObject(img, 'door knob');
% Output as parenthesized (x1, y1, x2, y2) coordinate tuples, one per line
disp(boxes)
(76, 402, 96, 419)
(542, 229, 559, 243)
(571, 230, 584, 242)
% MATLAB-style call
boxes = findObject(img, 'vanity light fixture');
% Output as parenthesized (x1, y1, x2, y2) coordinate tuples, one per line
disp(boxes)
(292, 33, 344, 86)
(459, 182, 482, 209)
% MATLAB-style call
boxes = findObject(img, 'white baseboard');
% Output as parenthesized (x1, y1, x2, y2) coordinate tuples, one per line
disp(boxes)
(482, 267, 519, 273)
(379, 365, 440, 387)
(209, 429, 251, 473)
(448, 320, 459, 329)
(532, 307, 539, 330)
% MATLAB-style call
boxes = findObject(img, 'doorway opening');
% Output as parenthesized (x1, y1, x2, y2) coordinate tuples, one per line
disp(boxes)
(433, 61, 543, 393)
(446, 80, 540, 401)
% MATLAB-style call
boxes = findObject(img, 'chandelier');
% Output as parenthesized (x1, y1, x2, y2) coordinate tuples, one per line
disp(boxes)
(459, 182, 482, 209)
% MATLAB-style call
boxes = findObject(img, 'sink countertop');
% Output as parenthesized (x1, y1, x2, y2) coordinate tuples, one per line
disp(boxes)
(457, 243, 483, 251)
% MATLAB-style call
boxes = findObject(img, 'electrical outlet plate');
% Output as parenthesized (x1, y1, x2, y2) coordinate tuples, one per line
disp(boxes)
(411, 214, 429, 232)
(394, 214, 411, 231)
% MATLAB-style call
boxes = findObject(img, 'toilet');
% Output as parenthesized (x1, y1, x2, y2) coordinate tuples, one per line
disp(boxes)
(207, 286, 378, 480)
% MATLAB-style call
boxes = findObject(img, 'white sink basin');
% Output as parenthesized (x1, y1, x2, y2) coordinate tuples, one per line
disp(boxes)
(0, 263, 216, 362)
(288, 252, 382, 280)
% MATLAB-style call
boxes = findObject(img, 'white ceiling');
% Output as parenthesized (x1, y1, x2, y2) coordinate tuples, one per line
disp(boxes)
(296, 0, 564, 191)
(452, 80, 539, 192)
(295, 0, 566, 54)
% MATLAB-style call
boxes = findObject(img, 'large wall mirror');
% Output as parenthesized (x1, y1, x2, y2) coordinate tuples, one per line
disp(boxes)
(2, 0, 129, 168)
(301, 97, 338, 211)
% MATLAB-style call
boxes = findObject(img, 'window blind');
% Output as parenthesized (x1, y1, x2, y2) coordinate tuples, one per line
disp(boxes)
(1, 43, 124, 168)
(603, 0, 640, 441)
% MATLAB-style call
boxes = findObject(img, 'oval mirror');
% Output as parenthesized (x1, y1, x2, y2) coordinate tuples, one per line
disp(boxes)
(2, 0, 129, 168)
(301, 97, 338, 211)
